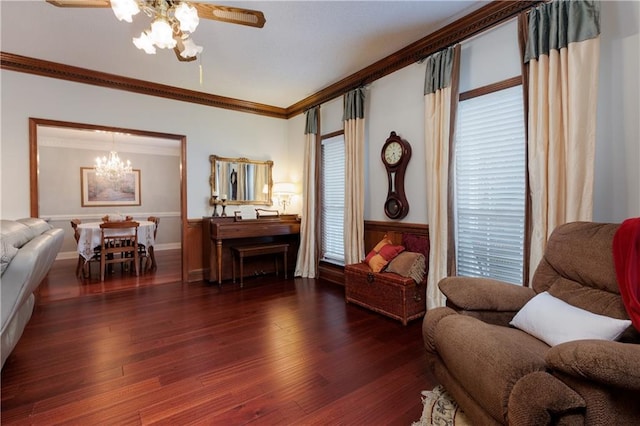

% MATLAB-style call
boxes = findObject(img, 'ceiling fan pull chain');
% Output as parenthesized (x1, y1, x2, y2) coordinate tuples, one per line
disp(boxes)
(199, 55, 203, 87)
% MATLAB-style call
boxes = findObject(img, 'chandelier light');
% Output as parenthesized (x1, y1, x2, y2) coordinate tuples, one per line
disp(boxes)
(111, 0, 203, 59)
(95, 136, 133, 183)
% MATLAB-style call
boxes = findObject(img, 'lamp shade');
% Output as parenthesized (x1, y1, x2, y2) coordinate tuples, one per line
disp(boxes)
(273, 182, 296, 195)
(133, 31, 157, 54)
(150, 18, 177, 49)
(180, 38, 203, 58)
(175, 2, 199, 33)
(111, 0, 140, 22)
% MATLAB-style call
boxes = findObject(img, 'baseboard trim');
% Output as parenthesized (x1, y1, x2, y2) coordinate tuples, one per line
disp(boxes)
(319, 262, 345, 286)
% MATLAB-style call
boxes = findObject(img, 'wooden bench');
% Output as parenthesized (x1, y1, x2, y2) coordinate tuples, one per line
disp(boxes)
(231, 243, 289, 287)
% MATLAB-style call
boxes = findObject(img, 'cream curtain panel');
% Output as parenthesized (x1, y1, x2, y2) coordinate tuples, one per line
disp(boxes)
(524, 0, 601, 274)
(423, 45, 461, 309)
(295, 107, 319, 278)
(343, 88, 366, 265)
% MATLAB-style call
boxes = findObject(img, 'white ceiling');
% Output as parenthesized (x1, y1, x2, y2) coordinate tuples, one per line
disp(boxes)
(1, 0, 488, 108)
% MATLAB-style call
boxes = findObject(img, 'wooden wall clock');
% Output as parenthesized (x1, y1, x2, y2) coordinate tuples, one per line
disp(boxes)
(381, 131, 411, 219)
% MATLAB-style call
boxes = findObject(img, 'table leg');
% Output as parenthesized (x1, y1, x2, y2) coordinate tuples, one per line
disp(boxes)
(216, 239, 223, 286)
(232, 252, 236, 284)
(239, 254, 244, 288)
(284, 248, 288, 279)
(149, 246, 157, 271)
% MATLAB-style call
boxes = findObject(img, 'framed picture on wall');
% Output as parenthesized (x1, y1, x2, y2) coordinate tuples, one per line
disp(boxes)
(80, 167, 141, 207)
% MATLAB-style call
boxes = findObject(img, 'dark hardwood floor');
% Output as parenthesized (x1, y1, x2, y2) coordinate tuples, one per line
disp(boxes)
(1, 250, 434, 425)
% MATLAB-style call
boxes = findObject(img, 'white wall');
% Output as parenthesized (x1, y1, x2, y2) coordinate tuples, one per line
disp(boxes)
(38, 143, 181, 255)
(320, 97, 344, 135)
(0, 71, 291, 223)
(3, 1, 638, 234)
(284, 113, 306, 214)
(459, 19, 521, 92)
(366, 63, 428, 222)
(306, 19, 522, 225)
(594, 0, 640, 222)
(298, 2, 639, 226)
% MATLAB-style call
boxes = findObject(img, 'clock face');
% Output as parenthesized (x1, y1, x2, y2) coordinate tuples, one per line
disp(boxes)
(384, 141, 403, 165)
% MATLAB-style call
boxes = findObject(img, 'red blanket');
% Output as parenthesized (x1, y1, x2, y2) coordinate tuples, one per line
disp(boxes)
(613, 217, 640, 331)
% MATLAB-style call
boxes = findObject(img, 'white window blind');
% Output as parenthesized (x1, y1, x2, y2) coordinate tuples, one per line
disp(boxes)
(454, 85, 526, 285)
(321, 135, 345, 263)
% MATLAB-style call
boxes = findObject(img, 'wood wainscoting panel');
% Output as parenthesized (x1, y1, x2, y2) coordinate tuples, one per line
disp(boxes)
(318, 262, 345, 286)
(319, 220, 429, 286)
(364, 220, 429, 253)
(186, 219, 204, 282)
(186, 217, 303, 285)
(192, 219, 429, 285)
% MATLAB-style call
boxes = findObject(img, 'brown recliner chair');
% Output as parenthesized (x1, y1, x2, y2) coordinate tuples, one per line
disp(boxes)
(423, 222, 640, 425)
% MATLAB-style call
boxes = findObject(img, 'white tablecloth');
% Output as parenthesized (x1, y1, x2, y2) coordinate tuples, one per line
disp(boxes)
(77, 220, 156, 261)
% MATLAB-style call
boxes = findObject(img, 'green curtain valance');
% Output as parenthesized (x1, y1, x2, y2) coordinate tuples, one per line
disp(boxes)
(343, 87, 365, 121)
(423, 46, 456, 95)
(525, 0, 601, 63)
(305, 106, 319, 135)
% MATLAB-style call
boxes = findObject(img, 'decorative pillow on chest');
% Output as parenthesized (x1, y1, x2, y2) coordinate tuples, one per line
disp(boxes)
(364, 236, 404, 273)
(386, 252, 426, 283)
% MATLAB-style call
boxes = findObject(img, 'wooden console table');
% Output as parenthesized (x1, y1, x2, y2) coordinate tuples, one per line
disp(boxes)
(202, 215, 301, 285)
(231, 243, 289, 287)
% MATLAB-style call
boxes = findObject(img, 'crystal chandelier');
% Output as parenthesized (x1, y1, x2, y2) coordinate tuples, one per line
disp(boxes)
(111, 0, 203, 59)
(95, 136, 132, 182)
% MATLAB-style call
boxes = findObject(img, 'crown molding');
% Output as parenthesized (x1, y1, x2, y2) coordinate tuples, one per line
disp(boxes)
(285, 1, 541, 117)
(0, 52, 288, 119)
(1, 1, 541, 120)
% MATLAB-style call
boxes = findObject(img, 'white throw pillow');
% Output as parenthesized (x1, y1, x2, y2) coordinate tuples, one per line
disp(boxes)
(510, 291, 632, 346)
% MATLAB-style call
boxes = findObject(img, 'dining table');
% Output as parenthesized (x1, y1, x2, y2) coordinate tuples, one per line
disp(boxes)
(76, 220, 157, 270)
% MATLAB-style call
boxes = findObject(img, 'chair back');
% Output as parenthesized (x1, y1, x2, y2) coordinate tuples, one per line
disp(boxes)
(532, 222, 626, 320)
(147, 216, 160, 239)
(99, 220, 140, 281)
(102, 214, 134, 222)
(70, 219, 81, 243)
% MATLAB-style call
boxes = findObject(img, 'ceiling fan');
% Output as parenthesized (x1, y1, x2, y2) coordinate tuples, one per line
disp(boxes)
(46, 0, 266, 62)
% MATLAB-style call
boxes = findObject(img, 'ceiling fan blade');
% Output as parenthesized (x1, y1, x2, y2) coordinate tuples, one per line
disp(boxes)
(46, 0, 110, 7)
(193, 3, 265, 28)
(46, 1, 266, 30)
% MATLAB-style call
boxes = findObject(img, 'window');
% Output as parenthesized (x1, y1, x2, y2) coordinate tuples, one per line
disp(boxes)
(454, 84, 526, 285)
(320, 133, 345, 264)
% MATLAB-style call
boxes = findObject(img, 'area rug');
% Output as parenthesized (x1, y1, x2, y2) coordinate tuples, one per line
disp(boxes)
(412, 385, 472, 426)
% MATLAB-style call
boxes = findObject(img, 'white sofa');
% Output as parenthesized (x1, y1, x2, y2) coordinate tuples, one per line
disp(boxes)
(1, 218, 63, 368)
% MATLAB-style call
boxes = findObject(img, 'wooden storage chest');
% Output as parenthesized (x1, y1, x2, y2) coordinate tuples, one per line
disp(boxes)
(344, 262, 426, 325)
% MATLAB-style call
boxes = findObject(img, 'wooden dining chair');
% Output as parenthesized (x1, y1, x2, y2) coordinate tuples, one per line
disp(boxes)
(139, 216, 160, 272)
(148, 216, 160, 239)
(99, 221, 140, 281)
(70, 219, 83, 277)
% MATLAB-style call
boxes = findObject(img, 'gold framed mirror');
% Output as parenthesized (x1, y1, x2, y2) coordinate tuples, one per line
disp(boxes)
(209, 155, 273, 205)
